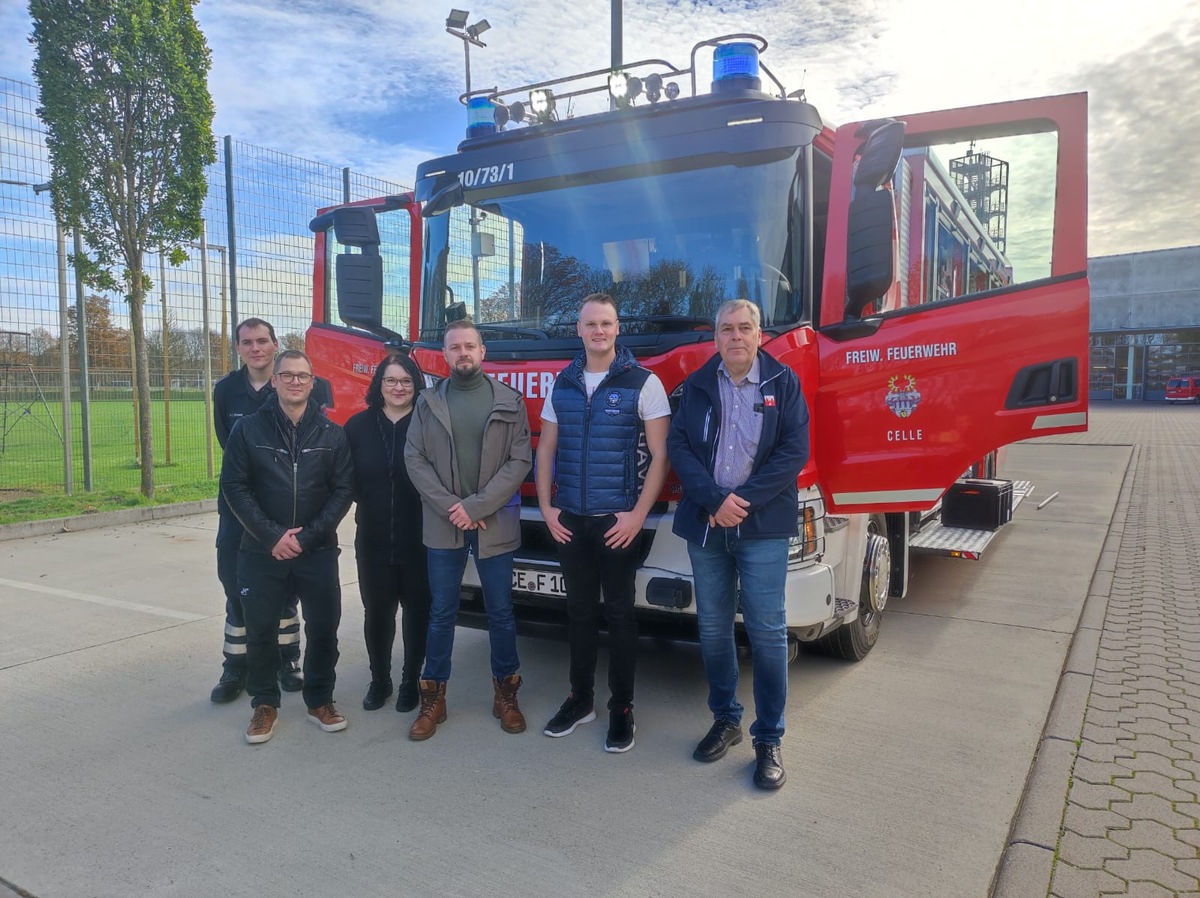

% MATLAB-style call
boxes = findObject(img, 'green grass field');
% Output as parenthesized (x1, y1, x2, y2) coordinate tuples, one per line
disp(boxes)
(0, 398, 221, 521)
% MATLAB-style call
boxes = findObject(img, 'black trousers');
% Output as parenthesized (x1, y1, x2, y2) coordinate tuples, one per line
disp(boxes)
(355, 548, 431, 684)
(216, 512, 300, 673)
(556, 511, 641, 711)
(239, 548, 342, 710)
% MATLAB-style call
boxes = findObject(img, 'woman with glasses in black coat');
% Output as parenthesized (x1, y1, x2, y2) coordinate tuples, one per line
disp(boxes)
(344, 352, 431, 712)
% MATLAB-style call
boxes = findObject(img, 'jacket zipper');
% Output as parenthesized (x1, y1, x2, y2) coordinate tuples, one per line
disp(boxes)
(282, 411, 320, 529)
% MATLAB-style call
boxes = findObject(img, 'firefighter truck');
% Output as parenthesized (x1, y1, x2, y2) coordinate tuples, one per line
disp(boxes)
(305, 34, 1089, 661)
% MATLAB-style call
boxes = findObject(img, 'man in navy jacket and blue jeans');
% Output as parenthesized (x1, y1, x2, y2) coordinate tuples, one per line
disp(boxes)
(667, 299, 810, 790)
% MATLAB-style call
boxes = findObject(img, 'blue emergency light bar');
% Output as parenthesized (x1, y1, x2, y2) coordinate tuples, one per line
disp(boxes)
(466, 96, 498, 138)
(712, 42, 761, 94)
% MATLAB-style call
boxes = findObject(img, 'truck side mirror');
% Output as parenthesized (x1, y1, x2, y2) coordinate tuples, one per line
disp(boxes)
(845, 189, 896, 319)
(845, 119, 904, 319)
(422, 174, 465, 217)
(309, 206, 395, 341)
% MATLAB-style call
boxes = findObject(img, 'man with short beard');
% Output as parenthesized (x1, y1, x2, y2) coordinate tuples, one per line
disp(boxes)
(404, 319, 533, 741)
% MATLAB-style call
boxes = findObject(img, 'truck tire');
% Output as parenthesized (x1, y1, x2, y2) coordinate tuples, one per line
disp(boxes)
(811, 513, 890, 661)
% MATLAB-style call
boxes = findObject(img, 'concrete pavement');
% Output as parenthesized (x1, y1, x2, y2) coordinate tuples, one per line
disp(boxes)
(0, 417, 1137, 897)
(994, 406, 1200, 898)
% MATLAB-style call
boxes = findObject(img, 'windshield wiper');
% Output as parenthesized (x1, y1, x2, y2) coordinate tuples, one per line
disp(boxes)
(617, 315, 714, 332)
(473, 323, 551, 340)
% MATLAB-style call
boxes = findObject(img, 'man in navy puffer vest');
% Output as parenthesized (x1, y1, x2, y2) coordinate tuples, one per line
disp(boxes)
(536, 293, 671, 753)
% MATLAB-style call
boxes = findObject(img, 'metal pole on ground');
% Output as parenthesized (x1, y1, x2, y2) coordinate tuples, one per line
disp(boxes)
(223, 136, 239, 336)
(55, 218, 73, 495)
(72, 230, 92, 490)
(159, 251, 172, 465)
(129, 326, 140, 463)
(200, 223, 215, 479)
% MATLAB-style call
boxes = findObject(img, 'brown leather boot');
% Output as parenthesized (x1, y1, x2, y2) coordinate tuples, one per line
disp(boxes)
(408, 679, 446, 741)
(492, 675, 527, 734)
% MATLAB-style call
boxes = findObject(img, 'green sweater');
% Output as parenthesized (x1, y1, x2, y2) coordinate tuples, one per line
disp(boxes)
(446, 368, 494, 498)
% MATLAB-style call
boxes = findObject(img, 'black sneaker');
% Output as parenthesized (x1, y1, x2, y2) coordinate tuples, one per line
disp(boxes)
(395, 677, 420, 713)
(362, 678, 393, 711)
(604, 706, 636, 753)
(543, 692, 596, 737)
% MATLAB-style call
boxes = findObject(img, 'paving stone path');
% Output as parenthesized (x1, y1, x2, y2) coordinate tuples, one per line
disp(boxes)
(1006, 406, 1200, 897)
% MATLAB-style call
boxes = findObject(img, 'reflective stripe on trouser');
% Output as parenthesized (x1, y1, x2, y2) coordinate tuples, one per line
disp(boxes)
(217, 533, 301, 672)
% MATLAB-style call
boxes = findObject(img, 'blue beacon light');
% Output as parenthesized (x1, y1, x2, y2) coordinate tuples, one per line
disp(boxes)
(466, 96, 498, 138)
(711, 42, 762, 94)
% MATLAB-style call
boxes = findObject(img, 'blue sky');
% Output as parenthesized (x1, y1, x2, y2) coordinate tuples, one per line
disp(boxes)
(2, 0, 1199, 260)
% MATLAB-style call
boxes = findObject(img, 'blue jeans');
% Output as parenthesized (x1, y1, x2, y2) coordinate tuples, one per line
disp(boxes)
(687, 530, 789, 745)
(422, 531, 520, 682)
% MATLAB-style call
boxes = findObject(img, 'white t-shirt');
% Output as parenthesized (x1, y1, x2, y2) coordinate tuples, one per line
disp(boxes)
(541, 369, 670, 424)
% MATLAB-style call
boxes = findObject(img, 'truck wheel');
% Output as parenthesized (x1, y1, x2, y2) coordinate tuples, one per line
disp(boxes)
(811, 514, 890, 661)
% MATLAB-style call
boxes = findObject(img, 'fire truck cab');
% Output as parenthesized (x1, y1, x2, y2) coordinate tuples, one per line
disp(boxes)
(307, 35, 1089, 661)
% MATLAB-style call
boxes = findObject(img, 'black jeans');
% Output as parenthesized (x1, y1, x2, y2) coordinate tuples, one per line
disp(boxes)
(217, 512, 300, 673)
(239, 548, 342, 710)
(556, 511, 641, 710)
(355, 548, 431, 684)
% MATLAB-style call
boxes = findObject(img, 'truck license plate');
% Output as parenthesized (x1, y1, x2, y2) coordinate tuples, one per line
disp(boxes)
(512, 567, 567, 598)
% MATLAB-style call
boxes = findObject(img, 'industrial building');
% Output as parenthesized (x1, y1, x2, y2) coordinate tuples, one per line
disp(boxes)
(1088, 244, 1200, 401)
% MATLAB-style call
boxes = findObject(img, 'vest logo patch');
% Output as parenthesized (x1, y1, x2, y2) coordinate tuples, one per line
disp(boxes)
(606, 391, 621, 407)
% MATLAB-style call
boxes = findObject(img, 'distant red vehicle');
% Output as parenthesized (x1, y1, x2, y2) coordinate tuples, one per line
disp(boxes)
(1166, 374, 1200, 403)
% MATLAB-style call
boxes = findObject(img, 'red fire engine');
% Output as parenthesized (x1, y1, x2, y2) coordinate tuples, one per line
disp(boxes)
(306, 35, 1089, 661)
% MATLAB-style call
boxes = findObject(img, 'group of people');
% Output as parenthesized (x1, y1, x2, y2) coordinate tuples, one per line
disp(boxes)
(210, 294, 809, 791)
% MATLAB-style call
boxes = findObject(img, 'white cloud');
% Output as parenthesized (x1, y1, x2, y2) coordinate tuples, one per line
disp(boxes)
(3, 0, 1199, 258)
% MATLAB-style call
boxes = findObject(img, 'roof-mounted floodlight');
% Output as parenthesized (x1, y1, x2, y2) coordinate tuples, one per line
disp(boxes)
(644, 73, 663, 103)
(608, 71, 643, 108)
(447, 9, 490, 97)
(530, 88, 556, 122)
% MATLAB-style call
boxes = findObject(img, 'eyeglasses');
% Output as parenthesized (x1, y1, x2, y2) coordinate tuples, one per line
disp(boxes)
(382, 377, 414, 388)
(275, 371, 313, 384)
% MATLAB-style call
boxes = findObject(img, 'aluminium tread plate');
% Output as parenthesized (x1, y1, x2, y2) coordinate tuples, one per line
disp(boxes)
(908, 481, 1034, 559)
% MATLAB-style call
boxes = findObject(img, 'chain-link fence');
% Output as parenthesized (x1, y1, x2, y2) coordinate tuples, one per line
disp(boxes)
(0, 76, 410, 496)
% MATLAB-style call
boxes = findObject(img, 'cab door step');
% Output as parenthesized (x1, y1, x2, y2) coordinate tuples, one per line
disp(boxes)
(908, 481, 1035, 560)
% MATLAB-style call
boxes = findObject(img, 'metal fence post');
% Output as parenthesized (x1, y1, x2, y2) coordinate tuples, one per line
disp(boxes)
(200, 222, 215, 479)
(159, 251, 172, 464)
(55, 218, 73, 495)
(72, 230, 92, 490)
(223, 135, 239, 337)
(343, 166, 351, 205)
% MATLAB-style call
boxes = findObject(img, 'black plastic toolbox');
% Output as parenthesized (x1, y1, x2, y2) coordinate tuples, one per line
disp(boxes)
(941, 479, 1014, 531)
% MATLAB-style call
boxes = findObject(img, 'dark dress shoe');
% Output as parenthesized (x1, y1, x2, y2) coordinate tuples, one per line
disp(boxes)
(279, 660, 304, 693)
(363, 678, 393, 711)
(395, 677, 420, 713)
(210, 670, 244, 704)
(693, 719, 744, 762)
(753, 742, 786, 790)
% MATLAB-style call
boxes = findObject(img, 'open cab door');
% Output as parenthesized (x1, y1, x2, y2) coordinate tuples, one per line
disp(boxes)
(815, 93, 1089, 514)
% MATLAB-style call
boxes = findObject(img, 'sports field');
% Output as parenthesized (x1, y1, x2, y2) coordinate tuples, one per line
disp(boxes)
(0, 398, 220, 516)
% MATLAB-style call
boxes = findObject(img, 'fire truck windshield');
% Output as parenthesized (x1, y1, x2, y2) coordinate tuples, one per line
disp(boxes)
(419, 149, 806, 344)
